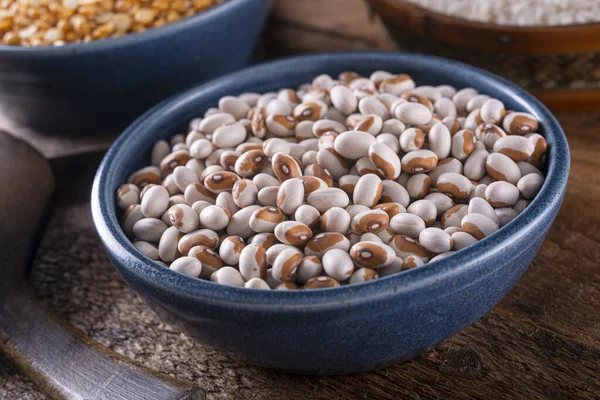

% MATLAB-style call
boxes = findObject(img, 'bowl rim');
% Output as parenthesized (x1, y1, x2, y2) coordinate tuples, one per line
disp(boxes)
(0, 0, 249, 55)
(370, 0, 600, 30)
(91, 51, 570, 308)
(366, 0, 600, 55)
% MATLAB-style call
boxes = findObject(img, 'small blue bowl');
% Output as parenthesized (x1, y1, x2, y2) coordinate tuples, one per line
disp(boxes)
(0, 0, 271, 134)
(91, 52, 570, 375)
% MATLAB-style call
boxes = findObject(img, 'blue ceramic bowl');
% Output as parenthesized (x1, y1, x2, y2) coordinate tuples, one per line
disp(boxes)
(91, 52, 570, 375)
(0, 0, 271, 134)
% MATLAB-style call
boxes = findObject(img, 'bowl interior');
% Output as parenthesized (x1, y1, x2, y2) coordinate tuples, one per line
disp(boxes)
(92, 52, 570, 305)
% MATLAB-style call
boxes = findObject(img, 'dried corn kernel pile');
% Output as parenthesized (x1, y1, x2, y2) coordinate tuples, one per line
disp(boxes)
(0, 0, 220, 46)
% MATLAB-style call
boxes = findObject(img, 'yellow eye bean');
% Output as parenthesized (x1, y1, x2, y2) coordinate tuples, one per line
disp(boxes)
(395, 102, 432, 126)
(419, 228, 453, 253)
(503, 112, 539, 135)
(442, 116, 462, 136)
(359, 96, 390, 120)
(133, 218, 168, 243)
(322, 249, 355, 281)
(251, 233, 278, 251)
(266, 114, 297, 137)
(468, 197, 500, 226)
(330, 84, 358, 115)
(381, 118, 406, 137)
(436, 172, 473, 200)
(480, 99, 505, 125)
(119, 71, 548, 290)
(424, 193, 454, 217)
(369, 142, 401, 180)
(239, 244, 267, 281)
(232, 179, 258, 208)
(304, 232, 350, 259)
(517, 173, 544, 200)
(333, 130, 376, 160)
(351, 209, 389, 234)
(245, 278, 271, 290)
(401, 149, 439, 173)
(353, 174, 383, 207)
(388, 235, 429, 262)
(317, 148, 348, 179)
(399, 128, 425, 152)
(199, 113, 235, 134)
(199, 205, 231, 231)
(249, 206, 285, 233)
(116, 183, 140, 210)
(485, 181, 520, 207)
(451, 231, 478, 250)
(485, 153, 522, 185)
(464, 109, 484, 131)
(304, 276, 341, 289)
(272, 152, 302, 181)
(215, 192, 240, 216)
(169, 257, 203, 279)
(307, 188, 349, 213)
(526, 133, 548, 169)
(495, 207, 518, 227)
(276, 178, 305, 214)
(219, 236, 245, 266)
(434, 97, 457, 119)
(406, 173, 431, 200)
(321, 207, 351, 234)
(379, 74, 415, 96)
(257, 186, 280, 207)
(461, 213, 499, 240)
(381, 180, 411, 207)
(296, 256, 323, 284)
(274, 221, 313, 247)
(407, 199, 437, 226)
(372, 202, 406, 219)
(272, 248, 303, 282)
(349, 241, 396, 269)
(226, 205, 261, 239)
(211, 267, 244, 287)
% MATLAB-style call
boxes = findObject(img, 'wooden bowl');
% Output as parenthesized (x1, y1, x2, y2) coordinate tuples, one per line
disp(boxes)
(367, 0, 600, 110)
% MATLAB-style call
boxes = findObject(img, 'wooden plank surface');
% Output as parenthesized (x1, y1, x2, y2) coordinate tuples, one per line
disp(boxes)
(1, 1, 599, 399)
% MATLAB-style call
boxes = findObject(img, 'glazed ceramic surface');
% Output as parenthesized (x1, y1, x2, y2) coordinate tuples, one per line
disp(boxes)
(0, 0, 271, 134)
(91, 52, 570, 375)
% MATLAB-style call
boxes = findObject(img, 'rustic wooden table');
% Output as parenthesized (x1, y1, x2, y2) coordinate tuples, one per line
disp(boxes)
(1, 1, 599, 399)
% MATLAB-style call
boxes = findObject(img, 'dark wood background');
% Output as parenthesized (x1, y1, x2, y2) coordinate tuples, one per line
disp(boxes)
(1, 1, 599, 399)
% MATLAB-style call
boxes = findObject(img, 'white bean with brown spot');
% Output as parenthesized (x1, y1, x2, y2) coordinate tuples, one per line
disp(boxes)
(353, 174, 383, 207)
(169, 257, 203, 278)
(461, 213, 499, 240)
(117, 69, 547, 290)
(199, 205, 231, 231)
(419, 228, 453, 253)
(322, 249, 355, 281)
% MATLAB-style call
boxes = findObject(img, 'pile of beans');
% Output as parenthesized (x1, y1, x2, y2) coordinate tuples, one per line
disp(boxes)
(116, 69, 548, 290)
(0, 0, 220, 46)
